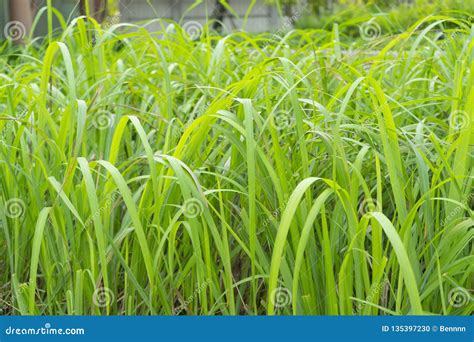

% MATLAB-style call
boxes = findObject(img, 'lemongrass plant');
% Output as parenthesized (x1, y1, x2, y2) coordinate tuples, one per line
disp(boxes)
(0, 6, 472, 316)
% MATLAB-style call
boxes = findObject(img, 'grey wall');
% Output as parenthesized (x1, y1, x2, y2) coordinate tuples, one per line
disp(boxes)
(0, 0, 283, 39)
(119, 0, 281, 33)
(1, 0, 80, 38)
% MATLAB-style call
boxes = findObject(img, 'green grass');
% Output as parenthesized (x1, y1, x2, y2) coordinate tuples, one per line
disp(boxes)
(0, 8, 473, 315)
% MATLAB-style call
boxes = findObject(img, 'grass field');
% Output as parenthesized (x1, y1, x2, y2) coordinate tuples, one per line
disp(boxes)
(0, 6, 473, 315)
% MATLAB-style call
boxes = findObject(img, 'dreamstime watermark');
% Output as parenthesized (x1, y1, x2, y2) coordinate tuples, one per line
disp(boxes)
(448, 287, 472, 308)
(271, 287, 292, 309)
(262, 7, 309, 51)
(449, 110, 471, 131)
(440, 192, 473, 227)
(171, 122, 186, 138)
(0, 121, 14, 146)
(262, 206, 283, 229)
(260, 196, 291, 229)
(270, 12, 301, 41)
(4, 323, 85, 336)
(4, 198, 26, 219)
(85, 14, 122, 49)
(172, 101, 211, 138)
(356, 278, 389, 313)
(92, 287, 115, 308)
(271, 110, 295, 130)
(359, 18, 382, 42)
(182, 21, 203, 40)
(102, 14, 121, 30)
(182, 198, 204, 218)
(438, 31, 465, 51)
(173, 279, 211, 315)
(0, 106, 27, 146)
(4, 21, 26, 42)
(358, 197, 382, 216)
(84, 191, 120, 227)
(92, 111, 114, 130)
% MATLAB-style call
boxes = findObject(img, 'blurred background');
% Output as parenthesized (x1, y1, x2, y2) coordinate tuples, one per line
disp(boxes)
(1, 0, 473, 39)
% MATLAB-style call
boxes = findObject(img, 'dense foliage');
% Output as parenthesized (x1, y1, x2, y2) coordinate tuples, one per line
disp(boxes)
(0, 7, 472, 315)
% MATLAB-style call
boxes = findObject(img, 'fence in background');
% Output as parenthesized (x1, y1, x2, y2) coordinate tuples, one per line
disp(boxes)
(119, 0, 281, 33)
(0, 0, 283, 39)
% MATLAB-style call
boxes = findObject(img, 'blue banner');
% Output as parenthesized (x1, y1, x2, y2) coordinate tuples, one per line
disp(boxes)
(0, 316, 472, 341)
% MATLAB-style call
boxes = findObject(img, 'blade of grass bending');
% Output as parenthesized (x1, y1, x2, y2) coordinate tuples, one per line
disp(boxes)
(366, 213, 423, 314)
(95, 161, 156, 288)
(292, 188, 334, 314)
(241, 99, 258, 313)
(267, 177, 321, 315)
(28, 207, 52, 314)
(366, 77, 408, 221)
(77, 158, 110, 312)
